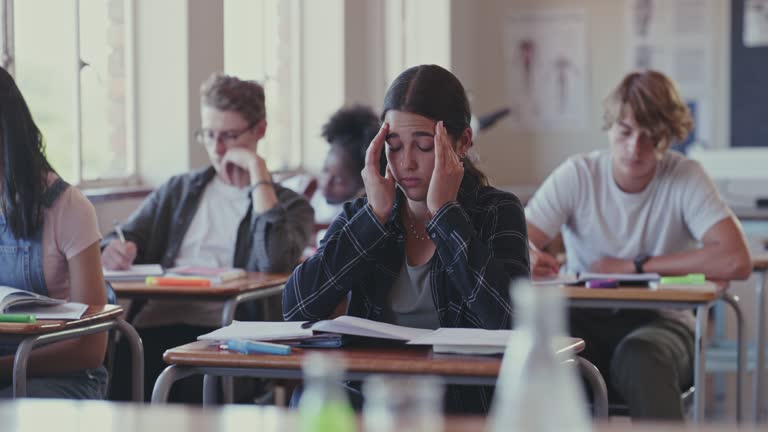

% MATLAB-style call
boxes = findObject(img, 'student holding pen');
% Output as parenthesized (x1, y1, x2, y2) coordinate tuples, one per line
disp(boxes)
(101, 73, 314, 402)
(525, 70, 751, 419)
(0, 67, 108, 398)
(283, 65, 530, 413)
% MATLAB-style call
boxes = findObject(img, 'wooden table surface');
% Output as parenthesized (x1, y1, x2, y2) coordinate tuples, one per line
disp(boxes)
(163, 338, 584, 377)
(111, 271, 290, 297)
(0, 399, 758, 432)
(0, 304, 123, 335)
(564, 285, 724, 303)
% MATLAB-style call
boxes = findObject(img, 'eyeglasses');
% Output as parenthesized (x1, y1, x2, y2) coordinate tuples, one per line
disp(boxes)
(194, 124, 255, 147)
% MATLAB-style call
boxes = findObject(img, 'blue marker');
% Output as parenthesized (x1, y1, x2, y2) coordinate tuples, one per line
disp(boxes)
(220, 339, 292, 356)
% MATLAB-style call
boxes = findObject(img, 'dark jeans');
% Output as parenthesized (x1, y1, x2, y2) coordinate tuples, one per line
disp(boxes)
(570, 309, 694, 420)
(0, 366, 108, 399)
(111, 324, 212, 403)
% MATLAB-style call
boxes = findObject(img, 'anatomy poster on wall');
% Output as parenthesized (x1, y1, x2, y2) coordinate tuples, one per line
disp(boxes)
(744, 0, 768, 47)
(625, 0, 715, 149)
(503, 8, 589, 132)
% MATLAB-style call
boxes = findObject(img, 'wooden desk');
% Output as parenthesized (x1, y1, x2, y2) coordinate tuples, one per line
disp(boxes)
(111, 272, 290, 327)
(0, 399, 757, 432)
(0, 305, 144, 400)
(152, 339, 608, 417)
(566, 284, 746, 424)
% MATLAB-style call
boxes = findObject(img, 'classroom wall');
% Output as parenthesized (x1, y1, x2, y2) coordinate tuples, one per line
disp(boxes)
(93, 0, 733, 219)
(449, 0, 731, 187)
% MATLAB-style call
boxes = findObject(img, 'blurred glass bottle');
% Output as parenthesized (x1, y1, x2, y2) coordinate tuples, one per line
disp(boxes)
(486, 281, 591, 432)
(363, 375, 444, 432)
(298, 352, 356, 432)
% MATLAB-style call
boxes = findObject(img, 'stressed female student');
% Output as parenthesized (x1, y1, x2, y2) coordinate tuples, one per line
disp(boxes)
(283, 64, 530, 412)
(0, 67, 108, 398)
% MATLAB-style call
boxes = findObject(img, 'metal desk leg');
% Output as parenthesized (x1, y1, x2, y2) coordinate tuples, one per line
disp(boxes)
(221, 299, 238, 328)
(115, 318, 145, 402)
(693, 304, 709, 423)
(219, 299, 240, 404)
(151, 365, 198, 403)
(12, 336, 38, 397)
(756, 271, 767, 423)
(576, 356, 608, 418)
(722, 293, 746, 423)
(203, 374, 218, 405)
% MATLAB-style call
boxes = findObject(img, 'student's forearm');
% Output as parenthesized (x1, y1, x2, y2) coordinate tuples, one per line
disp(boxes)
(643, 245, 752, 281)
(251, 185, 279, 213)
(0, 333, 107, 380)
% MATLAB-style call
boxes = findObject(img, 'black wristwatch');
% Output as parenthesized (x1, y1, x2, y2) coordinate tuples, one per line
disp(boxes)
(634, 255, 651, 273)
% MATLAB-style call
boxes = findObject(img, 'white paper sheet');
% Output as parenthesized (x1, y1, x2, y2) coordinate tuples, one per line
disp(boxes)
(197, 321, 313, 341)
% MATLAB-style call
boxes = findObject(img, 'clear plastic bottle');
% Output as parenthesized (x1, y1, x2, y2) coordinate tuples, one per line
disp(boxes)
(486, 281, 591, 432)
(362, 375, 444, 432)
(298, 352, 356, 432)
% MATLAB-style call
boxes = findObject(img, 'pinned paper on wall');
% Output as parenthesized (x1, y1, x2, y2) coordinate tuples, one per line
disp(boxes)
(744, 0, 768, 47)
(503, 8, 589, 132)
(625, 0, 716, 150)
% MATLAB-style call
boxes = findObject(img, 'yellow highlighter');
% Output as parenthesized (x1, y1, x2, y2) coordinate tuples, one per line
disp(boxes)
(658, 273, 706, 285)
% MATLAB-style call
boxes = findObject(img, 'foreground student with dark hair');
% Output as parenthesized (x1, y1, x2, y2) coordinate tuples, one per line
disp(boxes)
(0, 67, 108, 398)
(283, 64, 530, 412)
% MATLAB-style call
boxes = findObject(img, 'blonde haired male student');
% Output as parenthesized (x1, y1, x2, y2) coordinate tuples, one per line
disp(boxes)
(525, 70, 751, 420)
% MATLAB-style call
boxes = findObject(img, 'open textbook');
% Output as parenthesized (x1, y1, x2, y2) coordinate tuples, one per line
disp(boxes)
(197, 316, 582, 355)
(0, 286, 87, 319)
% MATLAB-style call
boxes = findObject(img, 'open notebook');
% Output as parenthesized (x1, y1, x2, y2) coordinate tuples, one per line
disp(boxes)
(533, 272, 661, 286)
(196, 316, 567, 354)
(0, 286, 87, 319)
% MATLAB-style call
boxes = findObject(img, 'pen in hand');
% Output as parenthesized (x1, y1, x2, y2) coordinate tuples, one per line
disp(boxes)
(113, 220, 126, 243)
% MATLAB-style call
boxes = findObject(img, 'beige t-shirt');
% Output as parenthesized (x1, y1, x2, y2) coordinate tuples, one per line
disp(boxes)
(41, 174, 102, 300)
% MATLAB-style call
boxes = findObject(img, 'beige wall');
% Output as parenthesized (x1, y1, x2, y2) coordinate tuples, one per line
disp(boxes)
(451, 0, 731, 187)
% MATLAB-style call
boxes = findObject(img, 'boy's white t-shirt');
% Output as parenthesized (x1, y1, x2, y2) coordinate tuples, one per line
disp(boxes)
(133, 176, 251, 328)
(525, 150, 734, 327)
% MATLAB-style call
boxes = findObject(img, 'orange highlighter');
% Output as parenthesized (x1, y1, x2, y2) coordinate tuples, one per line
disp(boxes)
(146, 276, 211, 287)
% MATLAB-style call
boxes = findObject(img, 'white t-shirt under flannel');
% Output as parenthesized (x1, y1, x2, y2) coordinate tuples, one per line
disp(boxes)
(525, 150, 734, 328)
(134, 176, 251, 328)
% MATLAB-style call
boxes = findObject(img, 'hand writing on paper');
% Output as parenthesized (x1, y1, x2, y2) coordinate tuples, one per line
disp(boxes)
(102, 239, 138, 270)
(426, 121, 464, 215)
(361, 122, 396, 225)
(590, 257, 634, 274)
(529, 242, 561, 277)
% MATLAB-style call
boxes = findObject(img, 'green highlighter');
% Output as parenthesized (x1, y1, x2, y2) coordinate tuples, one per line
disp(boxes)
(0, 314, 37, 323)
(659, 273, 706, 285)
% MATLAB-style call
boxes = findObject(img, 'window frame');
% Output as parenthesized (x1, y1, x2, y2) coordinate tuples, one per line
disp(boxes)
(0, 0, 140, 188)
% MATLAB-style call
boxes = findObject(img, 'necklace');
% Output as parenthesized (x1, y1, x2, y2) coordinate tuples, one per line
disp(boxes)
(405, 207, 430, 241)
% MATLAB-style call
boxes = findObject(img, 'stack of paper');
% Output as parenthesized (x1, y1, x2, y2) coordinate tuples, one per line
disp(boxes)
(532, 272, 661, 286)
(198, 321, 314, 341)
(103, 264, 164, 281)
(311, 316, 432, 341)
(407, 328, 579, 356)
